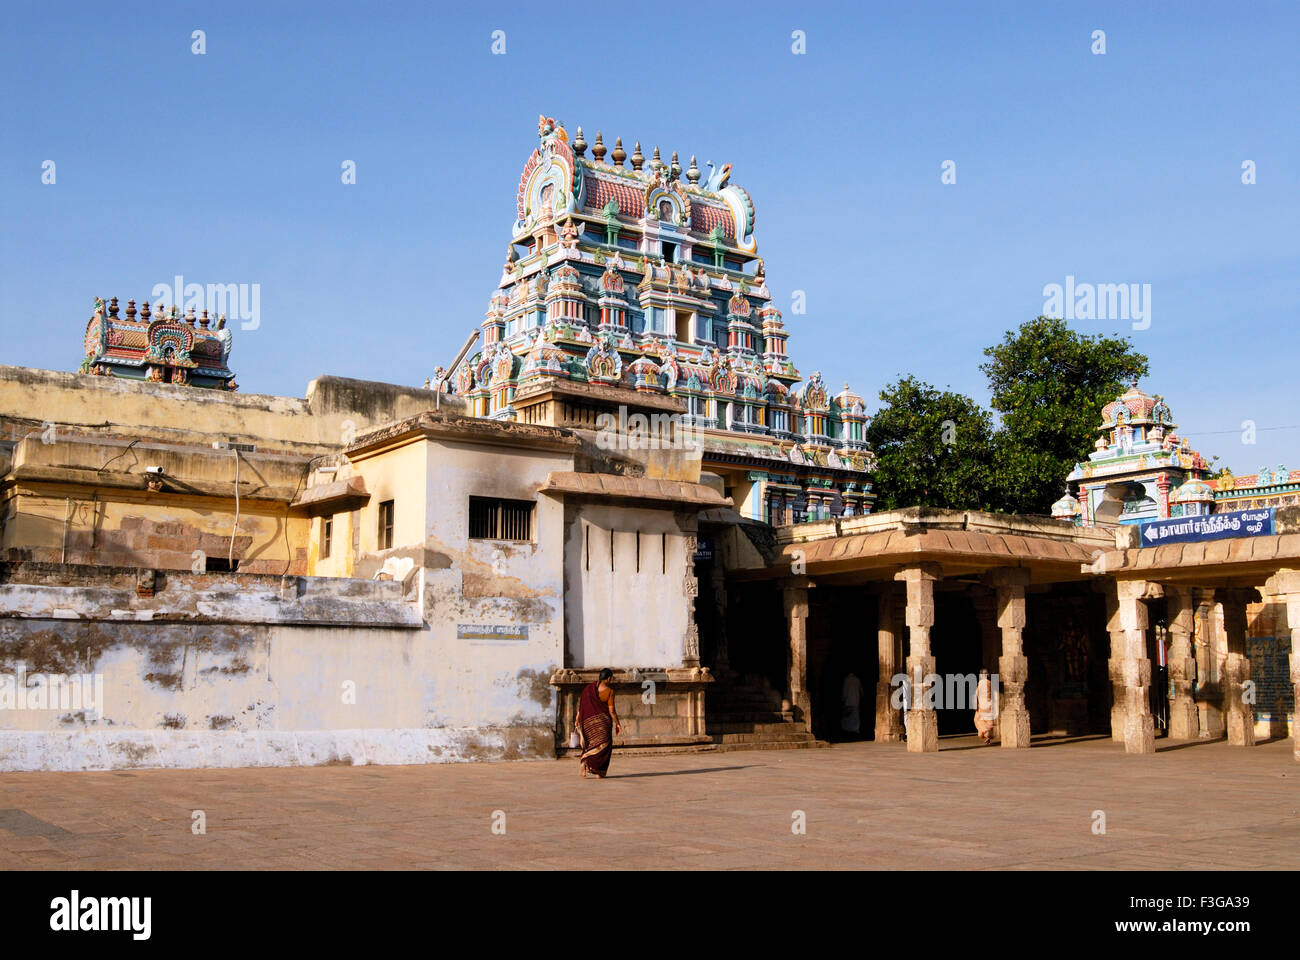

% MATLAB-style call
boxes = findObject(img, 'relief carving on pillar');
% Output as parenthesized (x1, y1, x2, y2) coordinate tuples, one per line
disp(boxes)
(683, 623, 699, 661)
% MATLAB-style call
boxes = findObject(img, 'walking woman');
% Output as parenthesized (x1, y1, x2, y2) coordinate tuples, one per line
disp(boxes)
(575, 668, 622, 778)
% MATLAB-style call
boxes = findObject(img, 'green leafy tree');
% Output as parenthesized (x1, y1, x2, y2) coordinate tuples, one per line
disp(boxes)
(865, 376, 996, 511)
(981, 317, 1148, 515)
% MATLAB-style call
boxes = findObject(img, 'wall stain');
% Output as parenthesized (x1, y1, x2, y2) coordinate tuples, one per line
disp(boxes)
(516, 667, 558, 709)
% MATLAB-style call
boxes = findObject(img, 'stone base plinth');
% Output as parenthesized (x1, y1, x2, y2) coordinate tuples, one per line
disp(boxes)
(1169, 697, 1199, 740)
(550, 667, 713, 757)
(874, 682, 904, 743)
(905, 708, 938, 753)
(1124, 710, 1155, 754)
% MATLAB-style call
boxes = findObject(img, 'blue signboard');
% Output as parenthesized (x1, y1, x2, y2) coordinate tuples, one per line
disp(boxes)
(1140, 508, 1273, 546)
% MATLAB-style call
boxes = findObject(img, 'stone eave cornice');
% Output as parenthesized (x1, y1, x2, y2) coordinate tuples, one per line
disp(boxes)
(537, 470, 732, 509)
(346, 411, 580, 460)
(726, 508, 1112, 585)
(513, 377, 686, 414)
(701, 446, 873, 479)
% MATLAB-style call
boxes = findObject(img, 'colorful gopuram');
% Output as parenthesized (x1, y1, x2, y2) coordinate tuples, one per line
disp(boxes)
(1210, 466, 1300, 512)
(1054, 381, 1300, 525)
(81, 296, 237, 389)
(1054, 382, 1211, 524)
(450, 117, 875, 524)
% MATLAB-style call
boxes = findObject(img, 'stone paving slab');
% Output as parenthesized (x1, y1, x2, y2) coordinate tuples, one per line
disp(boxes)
(0, 735, 1297, 870)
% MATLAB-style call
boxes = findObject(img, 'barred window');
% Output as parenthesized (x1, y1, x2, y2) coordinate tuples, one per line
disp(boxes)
(469, 497, 533, 541)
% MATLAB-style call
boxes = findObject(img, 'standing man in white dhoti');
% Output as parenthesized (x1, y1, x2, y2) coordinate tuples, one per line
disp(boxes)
(841, 671, 864, 738)
(974, 669, 995, 745)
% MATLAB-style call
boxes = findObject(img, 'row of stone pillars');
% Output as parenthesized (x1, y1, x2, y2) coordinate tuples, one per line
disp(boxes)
(1107, 580, 1286, 754)
(782, 566, 1300, 760)
(785, 564, 1034, 753)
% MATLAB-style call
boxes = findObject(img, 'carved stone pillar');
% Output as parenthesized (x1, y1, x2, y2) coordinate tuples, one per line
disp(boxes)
(874, 586, 905, 742)
(1108, 579, 1160, 754)
(682, 534, 700, 668)
(1192, 587, 1224, 738)
(1217, 587, 1258, 747)
(1103, 587, 1126, 743)
(971, 588, 1002, 740)
(986, 567, 1031, 748)
(783, 581, 812, 732)
(1263, 569, 1300, 761)
(896, 563, 942, 753)
(1165, 584, 1199, 739)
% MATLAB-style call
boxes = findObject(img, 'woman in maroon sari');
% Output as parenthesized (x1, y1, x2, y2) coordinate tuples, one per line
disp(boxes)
(575, 668, 621, 778)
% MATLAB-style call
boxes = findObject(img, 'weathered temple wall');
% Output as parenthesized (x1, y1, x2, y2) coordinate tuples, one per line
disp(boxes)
(285, 429, 581, 754)
(412, 438, 571, 726)
(0, 365, 459, 453)
(0, 367, 467, 576)
(0, 563, 558, 770)
(346, 438, 430, 576)
(4, 435, 312, 573)
(562, 503, 694, 670)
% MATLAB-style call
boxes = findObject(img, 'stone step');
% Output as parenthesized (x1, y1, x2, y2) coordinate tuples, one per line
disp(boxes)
(706, 711, 792, 725)
(707, 681, 774, 697)
(711, 682, 781, 694)
(713, 731, 816, 744)
(708, 721, 808, 735)
(710, 702, 784, 711)
(709, 679, 783, 694)
(711, 738, 830, 753)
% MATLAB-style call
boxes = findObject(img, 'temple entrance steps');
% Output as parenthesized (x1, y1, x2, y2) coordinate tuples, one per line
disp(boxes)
(706, 673, 826, 752)
(707, 672, 786, 713)
(710, 718, 827, 751)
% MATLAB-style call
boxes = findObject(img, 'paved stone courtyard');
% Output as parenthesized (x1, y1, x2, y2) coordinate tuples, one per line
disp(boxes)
(1, 735, 1297, 870)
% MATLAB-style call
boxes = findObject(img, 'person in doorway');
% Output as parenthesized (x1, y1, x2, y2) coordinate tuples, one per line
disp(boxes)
(575, 667, 621, 778)
(841, 671, 864, 738)
(974, 669, 995, 745)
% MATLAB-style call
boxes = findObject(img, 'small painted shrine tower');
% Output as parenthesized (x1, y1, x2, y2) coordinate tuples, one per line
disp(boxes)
(81, 297, 237, 389)
(452, 116, 875, 523)
(1056, 382, 1209, 525)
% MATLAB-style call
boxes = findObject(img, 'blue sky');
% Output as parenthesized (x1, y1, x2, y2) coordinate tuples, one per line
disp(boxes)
(2, 1, 1296, 474)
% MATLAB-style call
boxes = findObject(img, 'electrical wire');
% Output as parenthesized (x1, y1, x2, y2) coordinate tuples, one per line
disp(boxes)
(97, 438, 141, 473)
(229, 449, 240, 568)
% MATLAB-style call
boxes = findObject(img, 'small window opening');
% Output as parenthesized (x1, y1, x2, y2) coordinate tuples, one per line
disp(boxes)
(379, 500, 394, 550)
